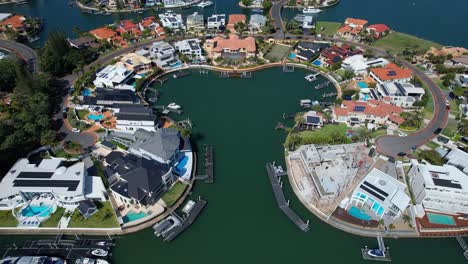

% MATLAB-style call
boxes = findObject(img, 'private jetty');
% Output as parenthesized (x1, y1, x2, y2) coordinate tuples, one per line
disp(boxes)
(195, 145, 214, 183)
(153, 198, 207, 242)
(266, 162, 309, 232)
(0, 235, 114, 261)
(361, 236, 391, 262)
(456, 236, 468, 261)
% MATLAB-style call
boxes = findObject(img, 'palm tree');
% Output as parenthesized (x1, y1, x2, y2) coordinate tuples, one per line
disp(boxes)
(458, 119, 468, 136)
(402, 214, 411, 224)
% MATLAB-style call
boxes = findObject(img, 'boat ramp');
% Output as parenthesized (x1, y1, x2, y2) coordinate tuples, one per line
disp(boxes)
(361, 236, 391, 262)
(0, 235, 114, 261)
(195, 145, 214, 183)
(265, 162, 309, 232)
(153, 198, 207, 242)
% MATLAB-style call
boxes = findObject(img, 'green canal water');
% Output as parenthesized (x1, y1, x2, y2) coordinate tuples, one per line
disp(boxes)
(107, 68, 463, 263)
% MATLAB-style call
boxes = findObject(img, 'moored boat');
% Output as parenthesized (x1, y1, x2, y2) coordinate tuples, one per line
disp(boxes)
(302, 7, 322, 14)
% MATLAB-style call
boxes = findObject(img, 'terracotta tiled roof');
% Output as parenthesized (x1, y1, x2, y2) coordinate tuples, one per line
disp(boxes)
(0, 15, 25, 30)
(344, 18, 368, 26)
(120, 20, 138, 31)
(90, 27, 117, 40)
(371, 63, 413, 82)
(367, 24, 390, 33)
(140, 17, 156, 28)
(211, 34, 256, 53)
(228, 14, 246, 26)
(333, 99, 403, 123)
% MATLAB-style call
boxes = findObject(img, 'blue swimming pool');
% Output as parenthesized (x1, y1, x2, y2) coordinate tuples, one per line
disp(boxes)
(427, 213, 456, 226)
(21, 205, 54, 217)
(174, 156, 188, 176)
(123, 210, 148, 223)
(88, 113, 104, 121)
(170, 61, 183, 68)
(82, 88, 91, 96)
(288, 53, 296, 59)
(357, 82, 368, 89)
(348, 206, 372, 221)
(312, 59, 321, 66)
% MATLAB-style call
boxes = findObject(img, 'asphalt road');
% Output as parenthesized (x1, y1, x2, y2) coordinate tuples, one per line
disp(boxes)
(0, 39, 37, 72)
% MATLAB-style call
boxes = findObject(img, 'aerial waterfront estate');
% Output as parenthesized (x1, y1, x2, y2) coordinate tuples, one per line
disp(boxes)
(1, 1, 468, 263)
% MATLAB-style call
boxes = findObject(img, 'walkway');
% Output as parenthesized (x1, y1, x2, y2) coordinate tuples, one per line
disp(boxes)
(0, 39, 37, 72)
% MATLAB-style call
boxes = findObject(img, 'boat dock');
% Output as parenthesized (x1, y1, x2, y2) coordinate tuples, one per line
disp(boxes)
(305, 73, 320, 82)
(265, 162, 309, 232)
(152, 105, 183, 115)
(0, 235, 113, 261)
(322, 92, 337, 98)
(173, 71, 191, 79)
(361, 236, 391, 262)
(314, 81, 331, 90)
(456, 236, 468, 260)
(153, 198, 207, 242)
(218, 71, 252, 78)
(195, 145, 214, 183)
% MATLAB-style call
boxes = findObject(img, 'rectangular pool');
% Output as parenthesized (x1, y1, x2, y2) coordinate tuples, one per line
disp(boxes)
(123, 210, 149, 223)
(357, 82, 368, 89)
(427, 213, 456, 226)
(21, 205, 54, 217)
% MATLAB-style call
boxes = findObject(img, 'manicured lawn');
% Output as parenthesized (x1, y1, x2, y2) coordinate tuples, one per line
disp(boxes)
(373, 32, 441, 55)
(289, 123, 351, 145)
(162, 181, 188, 207)
(434, 78, 449, 90)
(264, 43, 292, 62)
(53, 148, 80, 159)
(0, 210, 18, 227)
(40, 207, 65, 228)
(315, 21, 342, 36)
(76, 109, 90, 120)
(109, 140, 129, 151)
(423, 91, 435, 120)
(68, 201, 119, 228)
(425, 141, 440, 149)
(67, 108, 91, 130)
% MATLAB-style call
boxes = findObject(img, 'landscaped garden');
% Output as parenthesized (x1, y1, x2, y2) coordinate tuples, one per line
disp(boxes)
(0, 210, 18, 227)
(40, 207, 65, 228)
(315, 21, 341, 36)
(162, 181, 188, 207)
(67, 108, 92, 131)
(68, 201, 120, 228)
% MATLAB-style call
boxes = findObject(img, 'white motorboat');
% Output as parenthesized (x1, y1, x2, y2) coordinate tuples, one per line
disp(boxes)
(302, 7, 322, 14)
(76, 258, 110, 264)
(168, 103, 181, 109)
(252, 8, 263, 13)
(294, 14, 306, 22)
(366, 248, 385, 258)
(197, 1, 213, 8)
(96, 241, 107, 246)
(91, 249, 108, 257)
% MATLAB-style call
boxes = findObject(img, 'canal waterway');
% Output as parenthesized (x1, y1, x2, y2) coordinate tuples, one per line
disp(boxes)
(0, 0, 467, 47)
(0, 68, 464, 263)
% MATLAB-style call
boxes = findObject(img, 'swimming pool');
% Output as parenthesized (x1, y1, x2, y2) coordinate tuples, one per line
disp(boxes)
(88, 113, 104, 121)
(348, 206, 372, 221)
(288, 53, 296, 59)
(312, 60, 321, 66)
(174, 156, 188, 175)
(82, 88, 92, 96)
(357, 82, 368, 89)
(21, 205, 54, 217)
(123, 210, 149, 223)
(427, 213, 456, 226)
(170, 61, 183, 68)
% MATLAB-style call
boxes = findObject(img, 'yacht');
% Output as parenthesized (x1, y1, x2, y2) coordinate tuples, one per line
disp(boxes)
(197, 1, 213, 8)
(91, 249, 108, 257)
(366, 248, 385, 258)
(302, 7, 322, 14)
(168, 103, 181, 109)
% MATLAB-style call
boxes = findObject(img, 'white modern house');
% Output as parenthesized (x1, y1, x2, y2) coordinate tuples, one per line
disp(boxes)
(93, 65, 135, 88)
(174, 38, 204, 61)
(409, 160, 468, 215)
(158, 11, 184, 30)
(112, 104, 158, 133)
(341, 54, 389, 75)
(207, 14, 226, 30)
(376, 81, 425, 108)
(445, 148, 468, 174)
(136, 41, 181, 70)
(186, 12, 204, 31)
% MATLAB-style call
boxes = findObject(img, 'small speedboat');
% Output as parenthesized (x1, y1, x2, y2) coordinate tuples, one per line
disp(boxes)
(294, 14, 306, 22)
(367, 248, 385, 258)
(96, 241, 107, 246)
(91, 249, 108, 257)
(168, 103, 181, 109)
(197, 1, 213, 8)
(302, 7, 322, 14)
(252, 8, 263, 13)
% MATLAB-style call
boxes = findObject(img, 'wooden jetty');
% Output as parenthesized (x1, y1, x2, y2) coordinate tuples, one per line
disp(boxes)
(0, 235, 114, 261)
(265, 162, 309, 232)
(195, 145, 214, 183)
(162, 198, 207, 242)
(361, 236, 391, 262)
(456, 236, 468, 261)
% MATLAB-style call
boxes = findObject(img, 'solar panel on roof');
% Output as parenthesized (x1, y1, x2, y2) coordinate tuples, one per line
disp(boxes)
(395, 82, 407, 96)
(354, 106, 366, 112)
(387, 70, 397, 76)
(306, 116, 320, 124)
(13, 180, 80, 191)
(16, 172, 54, 179)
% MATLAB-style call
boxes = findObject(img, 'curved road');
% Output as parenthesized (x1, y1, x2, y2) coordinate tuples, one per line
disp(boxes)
(0, 39, 38, 72)
(268, 1, 448, 157)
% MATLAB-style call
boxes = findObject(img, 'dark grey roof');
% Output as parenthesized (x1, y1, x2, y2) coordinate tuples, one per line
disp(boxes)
(433, 178, 462, 189)
(68, 36, 96, 48)
(113, 104, 157, 122)
(77, 200, 98, 218)
(115, 113, 156, 121)
(84, 88, 138, 106)
(130, 128, 182, 161)
(107, 152, 170, 205)
(101, 140, 116, 150)
(306, 116, 320, 124)
(297, 50, 314, 60)
(297, 42, 328, 52)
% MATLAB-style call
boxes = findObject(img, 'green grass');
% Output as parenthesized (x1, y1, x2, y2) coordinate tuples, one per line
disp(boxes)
(425, 141, 440, 149)
(264, 43, 292, 62)
(53, 148, 80, 159)
(67, 108, 91, 130)
(423, 91, 435, 120)
(434, 78, 449, 90)
(373, 32, 441, 55)
(40, 207, 65, 228)
(315, 21, 342, 36)
(369, 129, 387, 138)
(68, 201, 119, 228)
(76, 109, 90, 120)
(162, 181, 188, 207)
(0, 210, 18, 227)
(109, 140, 129, 151)
(289, 123, 350, 146)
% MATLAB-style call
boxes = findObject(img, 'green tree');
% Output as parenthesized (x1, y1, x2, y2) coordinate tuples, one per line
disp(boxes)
(40, 130, 57, 147)
(0, 59, 17, 92)
(453, 86, 465, 97)
(241, 0, 253, 6)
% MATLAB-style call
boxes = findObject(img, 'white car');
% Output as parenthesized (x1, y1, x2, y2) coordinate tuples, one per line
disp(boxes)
(72, 128, 81, 133)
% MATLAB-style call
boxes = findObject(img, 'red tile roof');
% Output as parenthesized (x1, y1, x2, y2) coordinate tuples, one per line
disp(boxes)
(0, 15, 25, 30)
(211, 34, 256, 53)
(90, 27, 117, 40)
(337, 18, 368, 35)
(367, 24, 390, 34)
(371, 63, 413, 82)
(333, 99, 404, 124)
(140, 16, 156, 28)
(120, 19, 138, 31)
(344, 18, 368, 26)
